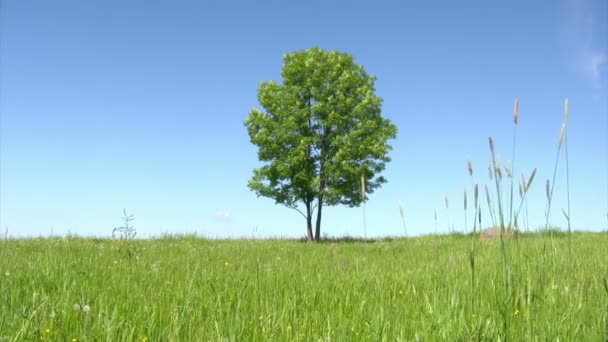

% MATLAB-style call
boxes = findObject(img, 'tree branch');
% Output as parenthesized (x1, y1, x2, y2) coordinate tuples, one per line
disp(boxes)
(288, 206, 308, 220)
(311, 203, 318, 218)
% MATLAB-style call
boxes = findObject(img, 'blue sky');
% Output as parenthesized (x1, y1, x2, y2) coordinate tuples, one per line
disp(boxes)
(1, 0, 606, 238)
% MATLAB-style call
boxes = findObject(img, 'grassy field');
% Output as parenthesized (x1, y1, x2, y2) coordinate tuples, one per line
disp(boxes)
(1, 233, 607, 341)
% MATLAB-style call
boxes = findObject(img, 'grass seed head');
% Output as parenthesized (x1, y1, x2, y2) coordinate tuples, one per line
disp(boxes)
(546, 179, 551, 202)
(488, 162, 494, 181)
(558, 122, 566, 149)
(464, 186, 468, 211)
(489, 137, 495, 155)
(474, 184, 479, 207)
(445, 196, 449, 209)
(514, 98, 519, 125)
(526, 168, 537, 192)
(467, 160, 474, 177)
(504, 161, 512, 179)
(495, 159, 503, 181)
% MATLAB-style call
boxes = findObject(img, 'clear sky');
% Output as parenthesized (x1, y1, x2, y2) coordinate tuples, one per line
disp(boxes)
(1, 0, 607, 238)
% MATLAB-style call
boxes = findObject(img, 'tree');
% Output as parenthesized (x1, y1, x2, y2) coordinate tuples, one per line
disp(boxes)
(244, 47, 397, 242)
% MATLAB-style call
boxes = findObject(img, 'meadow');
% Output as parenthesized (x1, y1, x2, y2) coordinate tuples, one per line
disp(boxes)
(1, 232, 607, 341)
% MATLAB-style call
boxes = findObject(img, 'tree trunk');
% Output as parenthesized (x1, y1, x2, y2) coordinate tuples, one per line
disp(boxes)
(306, 201, 314, 242)
(315, 196, 323, 242)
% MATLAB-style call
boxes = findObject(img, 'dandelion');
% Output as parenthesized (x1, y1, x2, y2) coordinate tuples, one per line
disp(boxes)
(142, 337, 148, 342)
(73, 304, 81, 311)
(49, 311, 56, 318)
(83, 305, 90, 313)
(45, 328, 51, 334)
(4, 271, 9, 276)
(224, 262, 231, 267)
(514, 309, 520, 316)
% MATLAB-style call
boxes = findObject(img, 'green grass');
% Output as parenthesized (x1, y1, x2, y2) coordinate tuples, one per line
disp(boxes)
(1, 233, 607, 341)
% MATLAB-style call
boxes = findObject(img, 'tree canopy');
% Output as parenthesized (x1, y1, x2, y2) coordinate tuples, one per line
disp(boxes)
(245, 47, 397, 241)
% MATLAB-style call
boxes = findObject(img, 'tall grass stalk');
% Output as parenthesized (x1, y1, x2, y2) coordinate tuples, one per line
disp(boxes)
(466, 160, 478, 316)
(489, 138, 506, 230)
(508, 99, 519, 229)
(520, 174, 531, 232)
(545, 120, 567, 234)
(485, 184, 497, 228)
(563, 99, 572, 255)
(513, 169, 536, 224)
(489, 136, 512, 340)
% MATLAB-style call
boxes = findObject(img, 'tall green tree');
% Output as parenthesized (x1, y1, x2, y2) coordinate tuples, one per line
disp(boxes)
(245, 47, 397, 242)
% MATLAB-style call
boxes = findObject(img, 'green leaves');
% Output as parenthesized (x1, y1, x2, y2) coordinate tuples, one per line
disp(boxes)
(245, 47, 397, 230)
